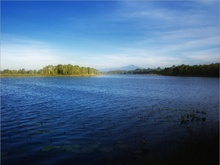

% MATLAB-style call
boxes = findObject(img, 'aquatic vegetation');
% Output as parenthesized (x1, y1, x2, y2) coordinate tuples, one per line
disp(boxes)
(36, 129, 52, 134)
(180, 110, 206, 124)
(64, 140, 72, 144)
(34, 122, 42, 126)
(81, 147, 95, 153)
(196, 110, 206, 114)
(189, 112, 195, 120)
(202, 117, 206, 122)
(62, 145, 74, 152)
(179, 110, 208, 136)
(141, 138, 149, 144)
(185, 126, 193, 135)
(41, 142, 104, 154)
(54, 146, 62, 149)
(133, 146, 150, 158)
(116, 141, 128, 149)
(180, 115, 188, 124)
(71, 148, 81, 154)
(99, 146, 113, 153)
(42, 145, 55, 152)
(72, 144, 81, 149)
(90, 143, 101, 149)
(161, 115, 174, 125)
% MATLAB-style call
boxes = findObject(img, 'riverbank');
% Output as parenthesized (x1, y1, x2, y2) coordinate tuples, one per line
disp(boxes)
(0, 74, 100, 78)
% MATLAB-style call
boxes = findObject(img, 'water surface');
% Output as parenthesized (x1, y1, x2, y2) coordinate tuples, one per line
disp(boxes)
(1, 75, 219, 164)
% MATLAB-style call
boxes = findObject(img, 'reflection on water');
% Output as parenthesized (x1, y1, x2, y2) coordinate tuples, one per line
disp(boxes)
(1, 75, 219, 165)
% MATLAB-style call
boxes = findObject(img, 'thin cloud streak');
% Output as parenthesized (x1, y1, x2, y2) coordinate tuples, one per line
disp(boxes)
(117, 1, 217, 28)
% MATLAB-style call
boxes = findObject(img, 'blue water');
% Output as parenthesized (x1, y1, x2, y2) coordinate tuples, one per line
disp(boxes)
(1, 75, 219, 165)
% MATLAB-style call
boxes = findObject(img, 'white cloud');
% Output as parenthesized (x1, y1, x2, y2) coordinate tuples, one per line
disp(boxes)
(131, 25, 220, 65)
(185, 47, 220, 63)
(1, 35, 62, 70)
(159, 27, 219, 41)
(117, 0, 217, 29)
(95, 42, 220, 69)
(194, 0, 219, 5)
(90, 50, 186, 69)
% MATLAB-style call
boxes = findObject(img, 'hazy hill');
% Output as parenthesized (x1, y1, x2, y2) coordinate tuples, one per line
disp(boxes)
(99, 65, 141, 72)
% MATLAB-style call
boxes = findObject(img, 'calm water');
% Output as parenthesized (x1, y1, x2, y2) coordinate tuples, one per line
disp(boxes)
(1, 75, 219, 165)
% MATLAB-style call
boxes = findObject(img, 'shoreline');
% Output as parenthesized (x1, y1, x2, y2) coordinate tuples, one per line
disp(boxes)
(0, 74, 100, 78)
(1, 74, 218, 78)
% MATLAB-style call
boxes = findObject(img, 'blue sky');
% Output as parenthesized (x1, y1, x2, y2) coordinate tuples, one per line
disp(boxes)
(1, 0, 220, 70)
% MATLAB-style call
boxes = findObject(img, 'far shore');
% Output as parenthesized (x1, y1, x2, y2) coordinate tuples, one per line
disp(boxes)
(0, 74, 100, 78)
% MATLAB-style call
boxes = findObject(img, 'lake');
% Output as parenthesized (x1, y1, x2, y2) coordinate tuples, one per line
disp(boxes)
(1, 75, 219, 165)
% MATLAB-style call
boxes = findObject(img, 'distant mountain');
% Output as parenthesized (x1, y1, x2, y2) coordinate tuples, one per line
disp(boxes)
(118, 65, 141, 71)
(99, 65, 141, 72)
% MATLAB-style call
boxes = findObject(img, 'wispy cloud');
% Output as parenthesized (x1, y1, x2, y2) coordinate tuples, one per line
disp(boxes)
(1, 34, 62, 70)
(185, 47, 220, 63)
(118, 1, 218, 29)
(106, 1, 220, 67)
(165, 25, 218, 37)
(1, 1, 219, 70)
(93, 52, 184, 69)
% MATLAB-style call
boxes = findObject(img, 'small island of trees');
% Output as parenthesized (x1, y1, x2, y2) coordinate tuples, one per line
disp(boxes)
(1, 64, 99, 77)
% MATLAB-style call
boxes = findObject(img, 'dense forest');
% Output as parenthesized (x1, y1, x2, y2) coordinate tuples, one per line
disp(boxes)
(107, 63, 219, 77)
(1, 64, 99, 76)
(159, 63, 219, 77)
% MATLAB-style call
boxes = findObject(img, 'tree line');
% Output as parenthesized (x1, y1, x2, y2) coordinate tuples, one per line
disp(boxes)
(1, 64, 99, 76)
(159, 63, 219, 77)
(107, 63, 219, 77)
(1, 63, 219, 77)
